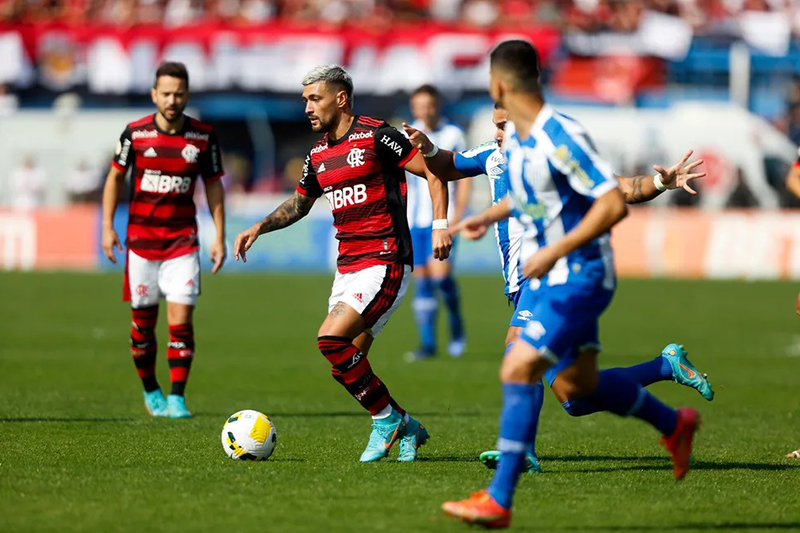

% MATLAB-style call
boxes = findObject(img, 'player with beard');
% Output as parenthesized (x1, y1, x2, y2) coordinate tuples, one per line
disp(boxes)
(233, 65, 452, 462)
(102, 62, 227, 418)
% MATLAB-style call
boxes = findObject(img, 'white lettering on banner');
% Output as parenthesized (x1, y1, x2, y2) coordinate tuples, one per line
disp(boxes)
(348, 131, 374, 142)
(325, 184, 367, 210)
(11, 28, 559, 95)
(141, 171, 192, 194)
(132, 130, 158, 139)
(185, 132, 209, 141)
(380, 135, 403, 156)
(0, 214, 36, 271)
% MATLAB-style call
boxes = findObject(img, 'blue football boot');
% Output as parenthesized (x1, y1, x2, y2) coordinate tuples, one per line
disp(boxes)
(359, 410, 405, 462)
(143, 389, 168, 417)
(662, 344, 714, 401)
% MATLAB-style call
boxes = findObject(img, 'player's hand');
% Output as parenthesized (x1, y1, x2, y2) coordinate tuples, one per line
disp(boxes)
(522, 246, 560, 280)
(654, 150, 706, 195)
(432, 228, 452, 261)
(402, 123, 435, 155)
(101, 226, 123, 264)
(451, 215, 488, 241)
(233, 224, 262, 263)
(210, 238, 226, 274)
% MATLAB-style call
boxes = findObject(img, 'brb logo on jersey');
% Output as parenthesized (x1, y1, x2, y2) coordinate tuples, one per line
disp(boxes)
(326, 184, 367, 210)
(347, 148, 366, 168)
(141, 170, 192, 194)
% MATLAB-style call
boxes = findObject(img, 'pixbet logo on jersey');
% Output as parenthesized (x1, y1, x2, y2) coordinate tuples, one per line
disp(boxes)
(141, 170, 192, 194)
(326, 184, 367, 210)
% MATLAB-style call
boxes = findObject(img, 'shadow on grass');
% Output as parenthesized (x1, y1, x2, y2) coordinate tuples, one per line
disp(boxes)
(0, 417, 135, 423)
(415, 455, 477, 463)
(552, 523, 800, 531)
(555, 459, 798, 474)
(193, 411, 485, 419)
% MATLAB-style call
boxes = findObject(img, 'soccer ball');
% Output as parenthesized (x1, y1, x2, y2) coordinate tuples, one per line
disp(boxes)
(221, 410, 277, 461)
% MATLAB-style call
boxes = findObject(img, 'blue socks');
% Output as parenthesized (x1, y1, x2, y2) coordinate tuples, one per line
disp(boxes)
(610, 356, 672, 387)
(488, 382, 543, 509)
(561, 369, 677, 436)
(411, 277, 437, 354)
(435, 275, 464, 342)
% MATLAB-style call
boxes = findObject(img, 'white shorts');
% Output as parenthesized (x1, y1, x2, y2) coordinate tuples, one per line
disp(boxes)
(328, 263, 411, 338)
(124, 250, 200, 308)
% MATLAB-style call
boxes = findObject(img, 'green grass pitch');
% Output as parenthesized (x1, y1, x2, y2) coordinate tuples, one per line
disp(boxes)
(1, 272, 799, 532)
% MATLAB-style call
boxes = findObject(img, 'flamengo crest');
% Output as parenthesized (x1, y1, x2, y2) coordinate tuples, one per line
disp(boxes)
(182, 144, 200, 163)
(347, 148, 366, 168)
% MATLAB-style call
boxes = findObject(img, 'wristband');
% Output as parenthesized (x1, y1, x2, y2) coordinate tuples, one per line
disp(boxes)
(432, 219, 449, 230)
(423, 144, 439, 158)
(653, 174, 667, 192)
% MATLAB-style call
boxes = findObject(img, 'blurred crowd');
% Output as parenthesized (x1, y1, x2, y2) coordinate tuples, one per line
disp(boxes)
(1, 0, 800, 33)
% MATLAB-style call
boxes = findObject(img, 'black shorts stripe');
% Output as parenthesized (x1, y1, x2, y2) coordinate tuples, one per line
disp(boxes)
(362, 264, 404, 327)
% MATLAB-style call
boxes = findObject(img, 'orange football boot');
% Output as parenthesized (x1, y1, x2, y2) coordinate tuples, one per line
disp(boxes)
(442, 490, 511, 529)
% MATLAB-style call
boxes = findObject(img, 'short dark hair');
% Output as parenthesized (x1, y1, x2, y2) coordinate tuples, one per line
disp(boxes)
(490, 40, 541, 94)
(155, 62, 189, 89)
(410, 84, 441, 100)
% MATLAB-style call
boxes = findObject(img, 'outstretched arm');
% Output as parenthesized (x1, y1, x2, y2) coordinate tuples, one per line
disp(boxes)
(402, 122, 465, 181)
(233, 191, 316, 262)
(618, 150, 705, 204)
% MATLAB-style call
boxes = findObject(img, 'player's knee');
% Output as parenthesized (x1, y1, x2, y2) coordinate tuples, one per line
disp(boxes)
(499, 354, 535, 383)
(317, 335, 352, 358)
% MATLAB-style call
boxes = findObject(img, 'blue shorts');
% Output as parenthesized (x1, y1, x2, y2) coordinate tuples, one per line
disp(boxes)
(511, 279, 614, 386)
(411, 226, 455, 268)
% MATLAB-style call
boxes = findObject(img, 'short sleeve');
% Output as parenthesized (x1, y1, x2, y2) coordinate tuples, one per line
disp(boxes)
(199, 131, 224, 182)
(544, 122, 617, 200)
(374, 125, 418, 168)
(296, 153, 323, 198)
(112, 127, 134, 171)
(454, 142, 497, 178)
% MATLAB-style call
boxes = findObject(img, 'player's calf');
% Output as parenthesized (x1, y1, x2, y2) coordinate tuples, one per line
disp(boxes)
(167, 323, 194, 397)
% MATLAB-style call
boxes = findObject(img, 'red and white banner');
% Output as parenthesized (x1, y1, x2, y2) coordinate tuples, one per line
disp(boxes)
(0, 23, 560, 94)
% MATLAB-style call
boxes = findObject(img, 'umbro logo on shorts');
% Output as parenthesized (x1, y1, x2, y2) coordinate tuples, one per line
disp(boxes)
(144, 147, 157, 157)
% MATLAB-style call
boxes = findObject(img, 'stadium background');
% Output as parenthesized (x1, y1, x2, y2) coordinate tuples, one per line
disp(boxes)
(2, 1, 800, 277)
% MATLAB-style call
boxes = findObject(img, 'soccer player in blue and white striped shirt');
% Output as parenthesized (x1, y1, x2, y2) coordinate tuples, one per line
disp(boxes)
(411, 40, 704, 528)
(406, 101, 712, 480)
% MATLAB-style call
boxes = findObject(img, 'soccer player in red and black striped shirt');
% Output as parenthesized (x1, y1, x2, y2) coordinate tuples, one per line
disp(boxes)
(101, 62, 226, 419)
(234, 65, 451, 463)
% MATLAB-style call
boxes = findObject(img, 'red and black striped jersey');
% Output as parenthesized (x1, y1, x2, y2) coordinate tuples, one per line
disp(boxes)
(112, 114, 223, 261)
(297, 115, 418, 273)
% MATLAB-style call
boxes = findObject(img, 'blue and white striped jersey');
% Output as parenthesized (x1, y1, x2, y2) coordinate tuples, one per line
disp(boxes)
(502, 104, 618, 291)
(405, 118, 467, 229)
(454, 142, 526, 296)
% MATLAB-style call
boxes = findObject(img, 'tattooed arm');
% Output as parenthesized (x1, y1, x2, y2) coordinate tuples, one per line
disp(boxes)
(618, 150, 705, 205)
(233, 191, 317, 262)
(617, 175, 661, 204)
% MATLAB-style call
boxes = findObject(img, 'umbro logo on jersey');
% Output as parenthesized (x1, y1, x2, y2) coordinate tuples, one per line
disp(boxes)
(143, 147, 157, 157)
(516, 310, 533, 322)
(318, 163, 326, 173)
